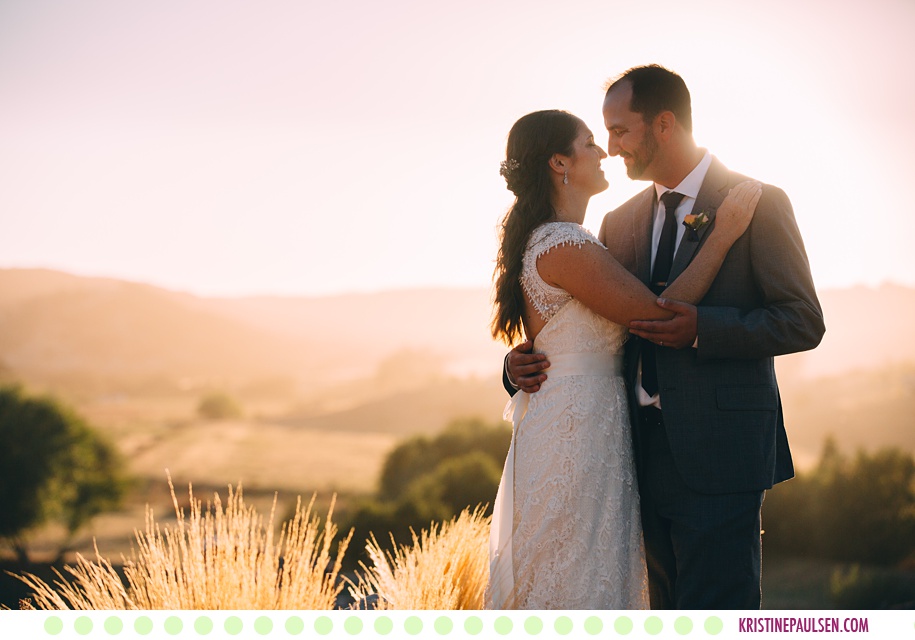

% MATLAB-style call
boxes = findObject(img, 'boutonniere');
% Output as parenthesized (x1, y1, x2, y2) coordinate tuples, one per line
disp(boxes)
(682, 209, 712, 241)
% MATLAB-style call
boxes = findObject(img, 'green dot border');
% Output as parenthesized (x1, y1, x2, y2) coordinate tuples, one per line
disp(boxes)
(20, 611, 745, 639)
(134, 616, 154, 636)
(705, 616, 724, 635)
(103, 616, 124, 635)
(74, 616, 93, 636)
(224, 616, 244, 636)
(194, 616, 213, 635)
(645, 615, 664, 636)
(43, 616, 64, 636)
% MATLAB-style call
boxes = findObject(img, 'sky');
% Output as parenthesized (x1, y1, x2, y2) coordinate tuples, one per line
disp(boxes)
(1, 0, 913, 297)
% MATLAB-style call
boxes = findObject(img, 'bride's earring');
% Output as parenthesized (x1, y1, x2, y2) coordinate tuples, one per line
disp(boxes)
(563, 171, 569, 185)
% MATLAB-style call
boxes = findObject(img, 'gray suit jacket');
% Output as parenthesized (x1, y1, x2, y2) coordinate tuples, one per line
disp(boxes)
(601, 156, 825, 494)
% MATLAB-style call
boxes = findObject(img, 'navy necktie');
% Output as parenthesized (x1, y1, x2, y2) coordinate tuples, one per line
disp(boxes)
(642, 190, 685, 397)
(650, 191, 686, 294)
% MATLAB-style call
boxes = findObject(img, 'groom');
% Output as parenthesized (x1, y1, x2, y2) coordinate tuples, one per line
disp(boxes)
(506, 65, 825, 609)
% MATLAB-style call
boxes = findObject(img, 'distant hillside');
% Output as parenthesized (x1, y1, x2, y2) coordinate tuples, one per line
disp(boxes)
(0, 269, 912, 398)
(275, 376, 508, 437)
(779, 362, 915, 467)
(778, 282, 915, 379)
(0, 269, 507, 398)
(198, 288, 505, 379)
(0, 269, 313, 392)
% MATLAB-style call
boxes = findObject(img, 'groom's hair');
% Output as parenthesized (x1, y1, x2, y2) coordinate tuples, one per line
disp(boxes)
(605, 65, 692, 134)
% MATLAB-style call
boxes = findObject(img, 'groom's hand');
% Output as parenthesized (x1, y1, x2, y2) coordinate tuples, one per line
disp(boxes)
(507, 339, 550, 393)
(629, 298, 698, 349)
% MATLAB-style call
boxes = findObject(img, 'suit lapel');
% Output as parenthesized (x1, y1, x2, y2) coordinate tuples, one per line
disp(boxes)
(632, 189, 655, 285)
(669, 156, 731, 281)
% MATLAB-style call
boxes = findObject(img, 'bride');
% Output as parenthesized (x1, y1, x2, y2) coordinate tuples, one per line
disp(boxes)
(487, 109, 760, 609)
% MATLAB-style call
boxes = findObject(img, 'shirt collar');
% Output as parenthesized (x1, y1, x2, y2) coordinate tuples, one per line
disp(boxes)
(653, 150, 712, 202)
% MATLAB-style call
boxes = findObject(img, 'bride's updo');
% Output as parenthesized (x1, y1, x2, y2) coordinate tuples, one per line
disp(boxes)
(492, 110, 582, 345)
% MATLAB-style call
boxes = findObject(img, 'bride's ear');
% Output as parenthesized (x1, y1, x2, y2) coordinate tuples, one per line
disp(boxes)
(548, 154, 568, 177)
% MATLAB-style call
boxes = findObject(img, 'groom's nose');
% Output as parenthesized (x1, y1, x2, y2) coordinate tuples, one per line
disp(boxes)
(606, 134, 621, 156)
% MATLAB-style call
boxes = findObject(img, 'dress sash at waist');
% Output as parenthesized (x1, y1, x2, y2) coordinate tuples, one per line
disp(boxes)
(543, 352, 623, 378)
(502, 352, 623, 424)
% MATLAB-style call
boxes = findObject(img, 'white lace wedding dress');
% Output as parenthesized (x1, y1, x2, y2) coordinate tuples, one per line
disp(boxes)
(488, 222, 649, 610)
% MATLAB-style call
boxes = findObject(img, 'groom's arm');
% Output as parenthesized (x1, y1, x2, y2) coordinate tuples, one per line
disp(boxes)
(695, 186, 825, 359)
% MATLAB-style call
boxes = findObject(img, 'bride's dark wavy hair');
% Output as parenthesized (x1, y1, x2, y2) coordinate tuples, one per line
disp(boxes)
(491, 110, 582, 345)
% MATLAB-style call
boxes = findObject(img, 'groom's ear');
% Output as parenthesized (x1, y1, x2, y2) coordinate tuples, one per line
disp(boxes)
(654, 111, 676, 143)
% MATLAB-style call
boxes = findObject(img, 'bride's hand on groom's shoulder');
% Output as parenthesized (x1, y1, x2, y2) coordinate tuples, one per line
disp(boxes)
(629, 299, 698, 350)
(507, 340, 550, 393)
(715, 180, 763, 240)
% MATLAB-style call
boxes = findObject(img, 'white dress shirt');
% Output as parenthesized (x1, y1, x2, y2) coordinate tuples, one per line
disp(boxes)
(637, 150, 712, 408)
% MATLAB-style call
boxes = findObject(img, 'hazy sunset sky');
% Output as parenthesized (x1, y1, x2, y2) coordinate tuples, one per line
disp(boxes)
(1, 0, 912, 297)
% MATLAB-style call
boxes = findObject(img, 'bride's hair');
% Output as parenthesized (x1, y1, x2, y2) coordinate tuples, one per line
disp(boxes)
(491, 110, 582, 345)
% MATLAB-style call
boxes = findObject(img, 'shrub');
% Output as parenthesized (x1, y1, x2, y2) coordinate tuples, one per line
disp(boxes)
(197, 392, 243, 420)
(763, 438, 915, 565)
(830, 564, 915, 609)
(403, 451, 501, 516)
(340, 418, 508, 568)
(378, 418, 510, 500)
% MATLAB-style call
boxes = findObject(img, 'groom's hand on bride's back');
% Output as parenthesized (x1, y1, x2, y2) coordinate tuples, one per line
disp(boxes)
(506, 339, 550, 393)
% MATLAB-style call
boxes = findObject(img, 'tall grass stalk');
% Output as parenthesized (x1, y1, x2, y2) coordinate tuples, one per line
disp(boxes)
(14, 478, 352, 609)
(349, 506, 490, 610)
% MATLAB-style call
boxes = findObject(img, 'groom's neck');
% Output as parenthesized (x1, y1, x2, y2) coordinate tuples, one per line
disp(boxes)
(653, 141, 704, 190)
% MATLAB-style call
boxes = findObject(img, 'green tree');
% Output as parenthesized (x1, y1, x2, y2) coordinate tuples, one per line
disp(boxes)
(340, 418, 510, 569)
(0, 385, 128, 562)
(763, 437, 915, 565)
(378, 418, 511, 500)
(404, 451, 502, 516)
(197, 392, 243, 420)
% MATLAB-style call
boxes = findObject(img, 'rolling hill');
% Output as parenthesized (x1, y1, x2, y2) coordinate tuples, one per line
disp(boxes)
(1, 268, 913, 466)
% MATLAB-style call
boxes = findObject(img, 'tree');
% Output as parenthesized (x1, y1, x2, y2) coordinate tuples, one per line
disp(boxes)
(197, 392, 243, 420)
(339, 418, 510, 569)
(763, 437, 915, 565)
(404, 452, 502, 516)
(378, 418, 511, 500)
(0, 386, 128, 562)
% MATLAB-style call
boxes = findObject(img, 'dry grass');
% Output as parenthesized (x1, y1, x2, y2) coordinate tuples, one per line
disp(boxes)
(13, 477, 352, 609)
(349, 506, 490, 610)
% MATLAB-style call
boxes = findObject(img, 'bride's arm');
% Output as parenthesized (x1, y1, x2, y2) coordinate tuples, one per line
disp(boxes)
(538, 181, 762, 325)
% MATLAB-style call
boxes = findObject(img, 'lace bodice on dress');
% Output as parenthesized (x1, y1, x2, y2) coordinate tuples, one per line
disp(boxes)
(520, 222, 628, 357)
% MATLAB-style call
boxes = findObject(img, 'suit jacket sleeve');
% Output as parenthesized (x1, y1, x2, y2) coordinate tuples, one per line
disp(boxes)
(696, 186, 825, 360)
(501, 352, 520, 396)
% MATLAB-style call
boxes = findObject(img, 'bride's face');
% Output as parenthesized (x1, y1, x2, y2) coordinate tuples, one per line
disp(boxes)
(564, 124, 609, 196)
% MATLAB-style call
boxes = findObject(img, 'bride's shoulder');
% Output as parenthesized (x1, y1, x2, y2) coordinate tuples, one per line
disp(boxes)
(527, 222, 604, 256)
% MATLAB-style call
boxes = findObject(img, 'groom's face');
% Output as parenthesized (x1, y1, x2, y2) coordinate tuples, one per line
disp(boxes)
(603, 83, 659, 182)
